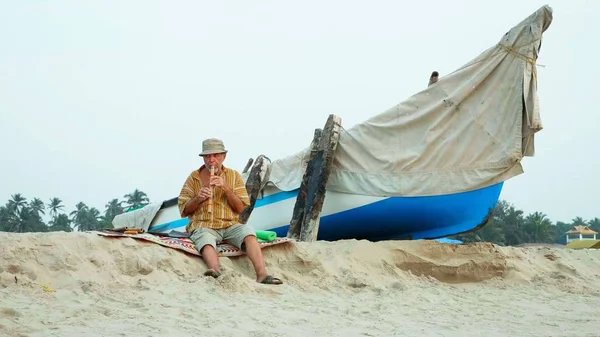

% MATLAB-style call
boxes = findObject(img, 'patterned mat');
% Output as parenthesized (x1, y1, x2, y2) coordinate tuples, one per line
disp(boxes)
(94, 230, 293, 257)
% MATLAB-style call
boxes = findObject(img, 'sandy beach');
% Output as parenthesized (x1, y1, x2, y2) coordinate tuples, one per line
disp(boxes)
(1, 232, 599, 337)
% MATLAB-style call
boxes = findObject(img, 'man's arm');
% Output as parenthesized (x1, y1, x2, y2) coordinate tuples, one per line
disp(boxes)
(182, 195, 208, 217)
(222, 186, 245, 214)
(178, 173, 201, 217)
(219, 171, 250, 214)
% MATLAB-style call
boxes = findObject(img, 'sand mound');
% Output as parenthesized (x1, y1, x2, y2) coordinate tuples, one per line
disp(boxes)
(1, 232, 599, 336)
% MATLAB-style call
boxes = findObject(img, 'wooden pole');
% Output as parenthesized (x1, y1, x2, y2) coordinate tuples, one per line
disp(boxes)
(299, 114, 341, 242)
(287, 114, 342, 242)
(242, 158, 254, 173)
(286, 128, 322, 240)
(428, 71, 439, 87)
(239, 155, 267, 224)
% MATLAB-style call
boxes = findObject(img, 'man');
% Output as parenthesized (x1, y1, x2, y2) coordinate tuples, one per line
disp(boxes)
(178, 138, 283, 285)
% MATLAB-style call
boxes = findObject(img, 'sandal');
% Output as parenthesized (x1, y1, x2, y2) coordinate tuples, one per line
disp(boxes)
(259, 275, 283, 285)
(203, 269, 221, 278)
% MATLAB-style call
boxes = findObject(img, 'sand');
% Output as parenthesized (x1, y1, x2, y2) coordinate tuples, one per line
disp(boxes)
(1, 232, 599, 337)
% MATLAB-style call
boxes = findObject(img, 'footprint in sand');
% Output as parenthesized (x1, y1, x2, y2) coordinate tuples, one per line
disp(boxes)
(1, 308, 21, 319)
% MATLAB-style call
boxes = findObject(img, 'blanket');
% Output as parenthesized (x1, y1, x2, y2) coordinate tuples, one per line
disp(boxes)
(94, 230, 293, 257)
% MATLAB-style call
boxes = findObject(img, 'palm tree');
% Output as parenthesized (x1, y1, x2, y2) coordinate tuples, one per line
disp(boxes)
(0, 205, 12, 231)
(571, 217, 587, 227)
(588, 217, 600, 233)
(48, 213, 72, 232)
(29, 198, 46, 218)
(475, 220, 506, 244)
(9, 207, 43, 233)
(70, 202, 89, 231)
(47, 197, 65, 219)
(103, 199, 124, 226)
(525, 212, 553, 243)
(123, 189, 150, 211)
(506, 206, 527, 245)
(7, 193, 27, 214)
(80, 207, 101, 231)
(0, 204, 11, 222)
(553, 221, 572, 244)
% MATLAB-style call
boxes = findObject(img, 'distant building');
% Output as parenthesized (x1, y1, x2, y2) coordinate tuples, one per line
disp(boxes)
(564, 225, 598, 243)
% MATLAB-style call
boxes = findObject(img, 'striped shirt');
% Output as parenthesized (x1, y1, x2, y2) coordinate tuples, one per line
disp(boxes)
(177, 165, 250, 232)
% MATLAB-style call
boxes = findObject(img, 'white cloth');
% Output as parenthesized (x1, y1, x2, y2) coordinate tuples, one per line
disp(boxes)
(266, 5, 553, 197)
(111, 202, 163, 232)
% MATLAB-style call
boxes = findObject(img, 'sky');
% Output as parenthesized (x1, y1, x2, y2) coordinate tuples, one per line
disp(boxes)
(0, 0, 598, 223)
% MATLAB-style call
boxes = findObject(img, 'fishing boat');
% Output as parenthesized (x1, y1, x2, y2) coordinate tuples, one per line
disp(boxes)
(119, 5, 553, 242)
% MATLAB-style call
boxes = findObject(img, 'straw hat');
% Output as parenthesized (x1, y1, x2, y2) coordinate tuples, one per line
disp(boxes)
(199, 138, 228, 156)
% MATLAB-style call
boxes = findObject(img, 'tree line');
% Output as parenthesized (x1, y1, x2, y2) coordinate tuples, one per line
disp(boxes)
(0, 193, 598, 246)
(451, 200, 600, 245)
(0, 189, 150, 233)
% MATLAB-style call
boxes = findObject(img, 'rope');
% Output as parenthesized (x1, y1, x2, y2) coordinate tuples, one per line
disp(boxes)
(443, 36, 546, 79)
(502, 38, 545, 85)
(498, 42, 546, 68)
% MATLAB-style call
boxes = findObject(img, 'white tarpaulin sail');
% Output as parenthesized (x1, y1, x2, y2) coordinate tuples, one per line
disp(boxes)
(265, 5, 553, 197)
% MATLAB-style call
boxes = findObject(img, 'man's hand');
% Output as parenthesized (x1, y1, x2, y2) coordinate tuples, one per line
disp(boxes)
(183, 187, 212, 217)
(210, 176, 226, 188)
(198, 187, 212, 200)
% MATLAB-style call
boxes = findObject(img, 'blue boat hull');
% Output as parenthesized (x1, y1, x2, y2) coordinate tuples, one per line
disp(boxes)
(267, 183, 503, 241)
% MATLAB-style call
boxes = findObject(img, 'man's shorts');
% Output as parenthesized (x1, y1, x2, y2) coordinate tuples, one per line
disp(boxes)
(190, 223, 256, 253)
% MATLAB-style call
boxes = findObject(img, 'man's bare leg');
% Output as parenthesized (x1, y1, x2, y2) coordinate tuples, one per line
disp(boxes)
(243, 235, 282, 284)
(201, 245, 221, 277)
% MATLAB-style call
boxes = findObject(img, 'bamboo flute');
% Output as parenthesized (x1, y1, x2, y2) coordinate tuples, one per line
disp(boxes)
(208, 166, 215, 223)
